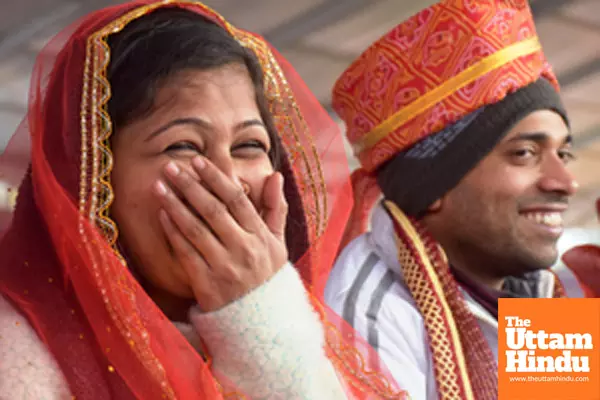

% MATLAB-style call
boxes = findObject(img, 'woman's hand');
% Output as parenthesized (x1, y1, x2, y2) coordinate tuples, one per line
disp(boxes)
(153, 156, 288, 312)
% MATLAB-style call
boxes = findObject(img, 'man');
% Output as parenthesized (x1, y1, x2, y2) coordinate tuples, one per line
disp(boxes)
(325, 1, 582, 399)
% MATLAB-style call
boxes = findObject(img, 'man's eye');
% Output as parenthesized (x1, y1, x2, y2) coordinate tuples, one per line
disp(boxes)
(558, 149, 576, 163)
(512, 148, 536, 158)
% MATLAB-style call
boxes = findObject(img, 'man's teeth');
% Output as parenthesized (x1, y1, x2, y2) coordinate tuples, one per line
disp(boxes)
(524, 212, 563, 227)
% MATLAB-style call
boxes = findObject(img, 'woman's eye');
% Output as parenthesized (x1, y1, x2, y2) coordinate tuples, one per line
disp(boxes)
(165, 142, 200, 152)
(232, 140, 268, 153)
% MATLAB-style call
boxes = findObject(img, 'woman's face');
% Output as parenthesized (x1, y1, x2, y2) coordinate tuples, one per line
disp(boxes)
(110, 64, 274, 299)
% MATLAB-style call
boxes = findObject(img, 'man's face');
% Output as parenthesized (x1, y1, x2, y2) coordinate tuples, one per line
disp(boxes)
(433, 110, 578, 279)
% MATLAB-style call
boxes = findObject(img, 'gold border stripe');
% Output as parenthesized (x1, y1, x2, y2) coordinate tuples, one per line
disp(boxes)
(356, 36, 542, 154)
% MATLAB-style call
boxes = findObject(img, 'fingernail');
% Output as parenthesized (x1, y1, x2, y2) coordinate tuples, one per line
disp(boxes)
(165, 162, 180, 176)
(155, 180, 168, 195)
(192, 156, 205, 169)
(233, 176, 243, 189)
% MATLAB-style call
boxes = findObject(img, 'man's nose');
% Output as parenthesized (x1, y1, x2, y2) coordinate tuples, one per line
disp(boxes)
(537, 153, 579, 197)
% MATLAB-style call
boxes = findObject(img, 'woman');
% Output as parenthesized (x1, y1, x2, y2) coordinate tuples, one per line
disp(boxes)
(0, 1, 407, 399)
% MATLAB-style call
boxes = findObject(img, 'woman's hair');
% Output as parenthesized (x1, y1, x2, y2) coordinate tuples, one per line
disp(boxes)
(106, 7, 282, 169)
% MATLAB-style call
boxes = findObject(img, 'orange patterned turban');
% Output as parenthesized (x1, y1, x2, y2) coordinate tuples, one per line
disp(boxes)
(332, 0, 558, 174)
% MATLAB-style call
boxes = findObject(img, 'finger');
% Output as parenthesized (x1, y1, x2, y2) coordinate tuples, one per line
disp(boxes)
(154, 179, 226, 268)
(163, 162, 247, 243)
(158, 208, 211, 300)
(191, 156, 262, 233)
(262, 172, 288, 242)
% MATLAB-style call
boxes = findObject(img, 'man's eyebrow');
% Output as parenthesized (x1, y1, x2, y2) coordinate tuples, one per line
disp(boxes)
(506, 132, 572, 145)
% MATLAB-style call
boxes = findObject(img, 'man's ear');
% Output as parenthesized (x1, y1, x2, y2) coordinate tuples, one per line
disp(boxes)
(427, 198, 443, 213)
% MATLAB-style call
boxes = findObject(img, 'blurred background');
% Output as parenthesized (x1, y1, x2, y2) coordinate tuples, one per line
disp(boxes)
(0, 0, 598, 241)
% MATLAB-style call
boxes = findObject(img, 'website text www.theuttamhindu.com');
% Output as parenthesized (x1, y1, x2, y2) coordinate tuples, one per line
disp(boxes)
(508, 376, 590, 383)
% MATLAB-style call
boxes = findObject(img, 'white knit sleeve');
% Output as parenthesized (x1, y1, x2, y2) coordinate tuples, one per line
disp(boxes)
(0, 295, 72, 400)
(190, 262, 347, 399)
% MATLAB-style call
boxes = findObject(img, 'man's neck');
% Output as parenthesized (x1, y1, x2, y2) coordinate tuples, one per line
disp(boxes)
(450, 265, 504, 319)
(447, 259, 506, 291)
